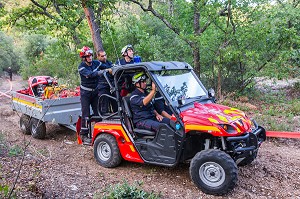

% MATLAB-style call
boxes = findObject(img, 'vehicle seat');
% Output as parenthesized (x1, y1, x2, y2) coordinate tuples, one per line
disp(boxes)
(122, 96, 156, 138)
(120, 75, 135, 97)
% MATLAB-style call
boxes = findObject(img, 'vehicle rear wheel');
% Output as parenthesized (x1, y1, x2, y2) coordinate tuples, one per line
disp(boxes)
(238, 151, 257, 166)
(94, 133, 122, 168)
(190, 149, 238, 196)
(30, 118, 46, 139)
(20, 114, 31, 135)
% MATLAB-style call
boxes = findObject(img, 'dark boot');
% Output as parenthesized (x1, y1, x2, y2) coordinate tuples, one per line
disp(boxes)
(80, 134, 92, 145)
(80, 128, 91, 145)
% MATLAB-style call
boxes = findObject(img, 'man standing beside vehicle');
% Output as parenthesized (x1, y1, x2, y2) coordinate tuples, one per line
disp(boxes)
(78, 46, 105, 144)
(97, 50, 118, 115)
(130, 72, 170, 132)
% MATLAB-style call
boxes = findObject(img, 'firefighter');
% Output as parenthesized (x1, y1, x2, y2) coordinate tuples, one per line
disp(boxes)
(129, 72, 170, 133)
(78, 46, 110, 144)
(116, 44, 142, 96)
(97, 50, 117, 114)
(116, 44, 135, 65)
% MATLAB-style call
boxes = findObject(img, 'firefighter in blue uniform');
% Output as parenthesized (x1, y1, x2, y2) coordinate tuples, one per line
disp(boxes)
(116, 44, 142, 96)
(97, 50, 117, 114)
(115, 44, 135, 65)
(129, 72, 170, 132)
(78, 46, 110, 144)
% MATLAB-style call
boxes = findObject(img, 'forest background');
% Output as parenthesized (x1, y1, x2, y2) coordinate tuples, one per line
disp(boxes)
(1, 0, 299, 92)
(0, 0, 299, 131)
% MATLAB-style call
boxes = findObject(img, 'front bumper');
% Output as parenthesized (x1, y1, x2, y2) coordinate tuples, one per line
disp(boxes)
(226, 120, 266, 154)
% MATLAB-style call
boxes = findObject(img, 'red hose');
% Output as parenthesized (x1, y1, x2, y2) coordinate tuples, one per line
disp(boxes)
(266, 131, 300, 139)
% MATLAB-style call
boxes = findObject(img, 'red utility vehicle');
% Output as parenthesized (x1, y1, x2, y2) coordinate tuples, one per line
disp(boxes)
(77, 61, 266, 195)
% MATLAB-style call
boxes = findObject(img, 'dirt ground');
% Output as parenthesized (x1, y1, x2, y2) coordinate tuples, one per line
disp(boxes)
(0, 75, 300, 199)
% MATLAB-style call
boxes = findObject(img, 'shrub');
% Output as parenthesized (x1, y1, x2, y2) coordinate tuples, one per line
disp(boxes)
(101, 180, 161, 199)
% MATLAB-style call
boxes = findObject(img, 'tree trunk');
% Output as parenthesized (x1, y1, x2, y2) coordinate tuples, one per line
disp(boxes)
(193, 0, 201, 76)
(193, 46, 200, 75)
(82, 5, 103, 52)
(217, 67, 222, 100)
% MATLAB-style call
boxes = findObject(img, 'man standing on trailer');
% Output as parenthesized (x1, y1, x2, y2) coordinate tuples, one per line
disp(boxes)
(78, 46, 109, 144)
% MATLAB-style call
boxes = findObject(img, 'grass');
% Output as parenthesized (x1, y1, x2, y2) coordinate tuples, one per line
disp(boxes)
(221, 85, 300, 132)
(96, 180, 162, 199)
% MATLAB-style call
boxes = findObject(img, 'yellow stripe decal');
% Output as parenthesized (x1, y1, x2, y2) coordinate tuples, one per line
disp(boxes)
(13, 97, 42, 109)
(94, 124, 132, 143)
(230, 116, 242, 120)
(208, 118, 219, 124)
(129, 145, 136, 152)
(185, 125, 220, 132)
(216, 114, 228, 122)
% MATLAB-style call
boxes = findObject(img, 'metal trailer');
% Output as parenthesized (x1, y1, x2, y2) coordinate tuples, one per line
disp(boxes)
(11, 91, 81, 139)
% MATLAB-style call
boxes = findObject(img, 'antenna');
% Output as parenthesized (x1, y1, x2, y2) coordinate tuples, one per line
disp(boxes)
(106, 21, 120, 65)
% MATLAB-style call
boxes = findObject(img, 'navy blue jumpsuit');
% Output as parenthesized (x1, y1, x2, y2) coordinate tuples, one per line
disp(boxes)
(98, 60, 117, 114)
(115, 58, 134, 65)
(78, 60, 101, 134)
(130, 88, 170, 132)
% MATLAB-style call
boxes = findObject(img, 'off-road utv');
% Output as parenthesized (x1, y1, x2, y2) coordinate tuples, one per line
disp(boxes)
(76, 61, 266, 195)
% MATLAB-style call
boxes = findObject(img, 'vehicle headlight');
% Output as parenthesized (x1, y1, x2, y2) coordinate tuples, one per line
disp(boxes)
(218, 124, 236, 134)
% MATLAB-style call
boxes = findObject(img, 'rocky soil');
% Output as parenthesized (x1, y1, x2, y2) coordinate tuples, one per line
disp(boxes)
(0, 75, 300, 198)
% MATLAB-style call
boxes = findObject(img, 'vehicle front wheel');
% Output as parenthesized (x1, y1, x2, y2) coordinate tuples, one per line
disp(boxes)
(94, 133, 122, 168)
(190, 149, 238, 196)
(20, 114, 31, 135)
(30, 118, 46, 139)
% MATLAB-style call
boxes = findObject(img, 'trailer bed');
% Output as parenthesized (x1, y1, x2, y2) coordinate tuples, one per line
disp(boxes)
(12, 91, 81, 132)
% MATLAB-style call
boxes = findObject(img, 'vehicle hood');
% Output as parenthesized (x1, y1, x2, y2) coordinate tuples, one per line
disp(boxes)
(180, 102, 252, 136)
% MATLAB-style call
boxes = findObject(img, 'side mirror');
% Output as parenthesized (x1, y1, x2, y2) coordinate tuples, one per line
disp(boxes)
(208, 88, 216, 102)
(177, 95, 186, 106)
(208, 88, 215, 98)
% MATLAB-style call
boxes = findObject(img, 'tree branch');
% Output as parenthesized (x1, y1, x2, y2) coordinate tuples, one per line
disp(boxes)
(30, 0, 55, 19)
(129, 0, 193, 46)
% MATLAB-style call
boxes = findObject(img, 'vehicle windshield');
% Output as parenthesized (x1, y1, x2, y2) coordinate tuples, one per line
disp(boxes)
(154, 70, 206, 102)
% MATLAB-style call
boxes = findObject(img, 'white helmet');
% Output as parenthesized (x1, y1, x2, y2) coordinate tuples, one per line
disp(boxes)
(121, 44, 134, 56)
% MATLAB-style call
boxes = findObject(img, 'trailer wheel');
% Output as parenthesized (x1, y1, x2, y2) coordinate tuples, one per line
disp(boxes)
(20, 114, 31, 135)
(30, 118, 46, 139)
(238, 151, 257, 166)
(94, 133, 122, 168)
(190, 149, 238, 196)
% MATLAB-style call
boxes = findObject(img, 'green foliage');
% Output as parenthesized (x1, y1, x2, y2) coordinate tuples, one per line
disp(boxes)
(0, 184, 13, 198)
(19, 36, 80, 86)
(102, 11, 192, 64)
(1, 0, 300, 95)
(8, 144, 23, 157)
(101, 180, 161, 199)
(0, 32, 20, 73)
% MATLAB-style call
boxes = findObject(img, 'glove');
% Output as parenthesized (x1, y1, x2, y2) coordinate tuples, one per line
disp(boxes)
(106, 68, 112, 74)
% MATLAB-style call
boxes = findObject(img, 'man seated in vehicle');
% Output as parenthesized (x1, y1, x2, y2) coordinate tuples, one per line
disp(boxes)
(129, 72, 170, 132)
